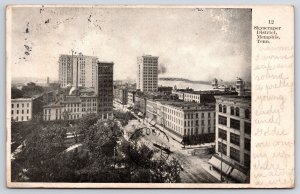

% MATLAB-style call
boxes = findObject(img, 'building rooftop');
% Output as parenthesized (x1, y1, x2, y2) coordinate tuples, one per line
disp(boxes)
(97, 61, 114, 64)
(62, 96, 81, 103)
(141, 55, 159, 58)
(43, 101, 64, 108)
(80, 93, 97, 98)
(59, 54, 98, 59)
(215, 95, 251, 103)
(151, 99, 215, 111)
(11, 98, 33, 102)
(184, 90, 237, 95)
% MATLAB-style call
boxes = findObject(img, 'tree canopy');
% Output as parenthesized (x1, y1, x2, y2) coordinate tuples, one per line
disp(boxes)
(11, 116, 181, 183)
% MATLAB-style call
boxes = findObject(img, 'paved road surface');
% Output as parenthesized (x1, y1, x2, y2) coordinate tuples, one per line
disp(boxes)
(171, 151, 219, 183)
(115, 101, 219, 183)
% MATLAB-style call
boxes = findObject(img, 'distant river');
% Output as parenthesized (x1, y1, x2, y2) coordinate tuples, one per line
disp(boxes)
(158, 80, 213, 91)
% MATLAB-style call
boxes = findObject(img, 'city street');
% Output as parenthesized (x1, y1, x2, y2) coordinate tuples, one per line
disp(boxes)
(118, 102, 219, 183)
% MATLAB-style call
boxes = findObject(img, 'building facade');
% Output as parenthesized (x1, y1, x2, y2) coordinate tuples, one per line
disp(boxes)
(43, 94, 98, 121)
(114, 87, 128, 105)
(80, 94, 97, 114)
(173, 89, 237, 104)
(59, 53, 98, 88)
(137, 55, 158, 92)
(97, 61, 114, 119)
(146, 99, 216, 145)
(127, 90, 136, 106)
(43, 103, 64, 121)
(11, 98, 33, 122)
(211, 96, 251, 182)
(172, 88, 194, 101)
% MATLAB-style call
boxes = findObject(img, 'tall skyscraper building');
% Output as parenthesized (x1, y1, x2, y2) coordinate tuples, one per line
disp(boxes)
(97, 61, 114, 119)
(137, 55, 158, 92)
(58, 52, 98, 89)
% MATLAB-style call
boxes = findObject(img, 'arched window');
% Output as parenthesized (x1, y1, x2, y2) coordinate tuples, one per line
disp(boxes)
(223, 105, 227, 113)
(219, 104, 222, 112)
(231, 107, 234, 115)
(245, 109, 250, 119)
(235, 107, 240, 116)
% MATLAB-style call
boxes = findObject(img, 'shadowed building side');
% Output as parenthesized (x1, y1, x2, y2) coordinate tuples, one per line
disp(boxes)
(97, 61, 114, 119)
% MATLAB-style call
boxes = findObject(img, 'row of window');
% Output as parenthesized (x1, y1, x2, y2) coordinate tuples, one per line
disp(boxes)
(185, 112, 215, 119)
(218, 142, 250, 166)
(82, 103, 97, 107)
(166, 120, 212, 136)
(184, 127, 212, 135)
(218, 130, 251, 151)
(11, 109, 30, 115)
(184, 119, 214, 127)
(218, 116, 239, 130)
(82, 107, 97, 112)
(12, 116, 30, 122)
(218, 116, 251, 134)
(11, 103, 30, 108)
(218, 104, 251, 119)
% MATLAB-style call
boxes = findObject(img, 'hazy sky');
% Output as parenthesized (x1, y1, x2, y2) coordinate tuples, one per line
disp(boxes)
(9, 6, 251, 82)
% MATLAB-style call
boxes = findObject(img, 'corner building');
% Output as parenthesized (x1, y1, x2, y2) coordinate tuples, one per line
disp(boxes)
(146, 99, 216, 145)
(211, 95, 251, 183)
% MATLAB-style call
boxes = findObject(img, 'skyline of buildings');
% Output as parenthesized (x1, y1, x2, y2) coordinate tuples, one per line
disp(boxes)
(11, 51, 251, 183)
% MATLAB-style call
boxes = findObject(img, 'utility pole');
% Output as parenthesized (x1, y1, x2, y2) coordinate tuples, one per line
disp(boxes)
(220, 138, 223, 182)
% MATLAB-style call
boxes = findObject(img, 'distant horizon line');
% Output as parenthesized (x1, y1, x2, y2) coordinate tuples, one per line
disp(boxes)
(11, 76, 251, 83)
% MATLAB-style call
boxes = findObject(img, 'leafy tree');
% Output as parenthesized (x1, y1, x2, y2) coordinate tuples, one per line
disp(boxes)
(12, 124, 68, 182)
(11, 87, 23, 99)
(113, 110, 135, 126)
(22, 82, 44, 97)
(11, 116, 182, 183)
(76, 113, 99, 135)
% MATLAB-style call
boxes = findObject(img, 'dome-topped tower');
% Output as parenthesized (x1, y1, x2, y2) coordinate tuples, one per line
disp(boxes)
(236, 77, 245, 96)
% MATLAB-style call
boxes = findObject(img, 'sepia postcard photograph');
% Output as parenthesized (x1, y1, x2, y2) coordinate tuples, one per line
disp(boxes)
(6, 5, 294, 188)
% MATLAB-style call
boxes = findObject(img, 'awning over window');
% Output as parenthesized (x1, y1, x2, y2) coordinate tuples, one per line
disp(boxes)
(230, 168, 247, 183)
(208, 156, 232, 175)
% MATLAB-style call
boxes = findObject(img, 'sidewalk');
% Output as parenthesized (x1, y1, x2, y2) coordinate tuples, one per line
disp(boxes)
(201, 160, 233, 183)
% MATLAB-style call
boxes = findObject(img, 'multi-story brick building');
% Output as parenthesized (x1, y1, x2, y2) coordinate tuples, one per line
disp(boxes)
(114, 87, 128, 105)
(11, 96, 43, 122)
(137, 55, 158, 92)
(11, 98, 34, 122)
(59, 52, 98, 88)
(43, 88, 98, 121)
(43, 102, 64, 121)
(172, 89, 237, 104)
(209, 95, 251, 183)
(127, 90, 136, 106)
(146, 99, 216, 145)
(172, 88, 194, 101)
